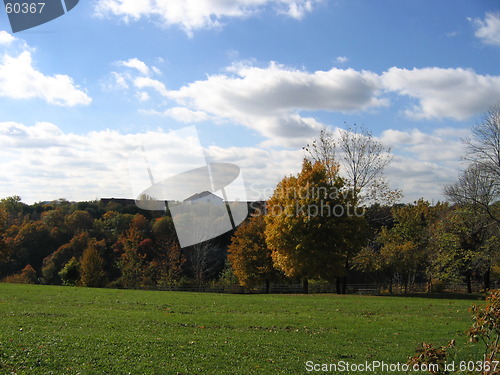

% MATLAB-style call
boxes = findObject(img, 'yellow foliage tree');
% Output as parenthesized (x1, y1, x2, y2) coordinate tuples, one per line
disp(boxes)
(79, 240, 107, 287)
(265, 159, 363, 292)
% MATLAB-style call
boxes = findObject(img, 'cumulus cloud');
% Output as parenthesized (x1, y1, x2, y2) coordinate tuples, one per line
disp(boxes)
(165, 62, 386, 146)
(106, 58, 166, 100)
(118, 58, 151, 75)
(133, 76, 168, 96)
(143, 107, 211, 123)
(0, 31, 15, 45)
(0, 122, 302, 203)
(380, 127, 468, 201)
(381, 67, 500, 120)
(0, 33, 91, 107)
(110, 58, 500, 146)
(163, 63, 500, 141)
(0, 122, 467, 204)
(94, 0, 322, 35)
(472, 12, 500, 46)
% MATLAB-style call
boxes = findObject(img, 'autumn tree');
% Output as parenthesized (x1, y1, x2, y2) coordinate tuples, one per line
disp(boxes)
(0, 206, 11, 278)
(265, 159, 362, 293)
(79, 240, 107, 287)
(11, 220, 55, 275)
(305, 126, 399, 292)
(116, 214, 152, 288)
(64, 210, 94, 237)
(0, 196, 28, 224)
(228, 213, 278, 292)
(3, 264, 38, 284)
(151, 217, 185, 286)
(41, 232, 90, 284)
(93, 211, 133, 243)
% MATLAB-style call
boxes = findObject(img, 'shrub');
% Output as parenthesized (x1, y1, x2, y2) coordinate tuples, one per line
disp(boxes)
(409, 289, 500, 374)
(58, 257, 80, 286)
(3, 265, 38, 284)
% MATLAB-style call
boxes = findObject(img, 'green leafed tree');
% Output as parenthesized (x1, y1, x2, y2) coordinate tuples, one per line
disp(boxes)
(59, 257, 80, 286)
(41, 232, 90, 284)
(356, 199, 443, 293)
(429, 205, 499, 292)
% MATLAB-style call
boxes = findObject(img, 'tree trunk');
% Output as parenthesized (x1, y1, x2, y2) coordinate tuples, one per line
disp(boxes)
(484, 267, 491, 291)
(303, 278, 309, 294)
(341, 276, 347, 294)
(466, 274, 472, 294)
(336, 277, 341, 294)
(427, 277, 432, 293)
(265, 279, 270, 294)
(341, 259, 349, 294)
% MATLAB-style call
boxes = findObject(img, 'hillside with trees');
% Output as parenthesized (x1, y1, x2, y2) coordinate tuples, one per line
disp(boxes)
(1, 107, 500, 293)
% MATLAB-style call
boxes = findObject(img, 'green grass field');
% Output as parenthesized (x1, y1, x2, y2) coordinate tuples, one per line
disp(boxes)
(0, 284, 485, 374)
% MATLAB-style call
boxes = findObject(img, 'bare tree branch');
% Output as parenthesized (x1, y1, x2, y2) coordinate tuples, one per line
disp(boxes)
(304, 124, 401, 205)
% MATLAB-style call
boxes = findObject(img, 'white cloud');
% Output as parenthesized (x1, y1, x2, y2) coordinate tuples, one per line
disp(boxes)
(165, 63, 500, 142)
(336, 56, 348, 64)
(165, 62, 385, 146)
(133, 76, 168, 96)
(0, 122, 469, 204)
(381, 67, 500, 120)
(94, 0, 322, 35)
(118, 57, 150, 75)
(472, 12, 500, 46)
(380, 127, 467, 201)
(0, 31, 15, 45)
(0, 38, 91, 107)
(136, 91, 150, 102)
(380, 127, 468, 162)
(110, 59, 500, 146)
(110, 72, 129, 90)
(0, 122, 302, 203)
(143, 107, 211, 123)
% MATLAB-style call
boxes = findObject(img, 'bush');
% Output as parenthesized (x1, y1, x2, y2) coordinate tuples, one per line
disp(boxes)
(431, 280, 447, 293)
(409, 289, 500, 374)
(3, 265, 38, 284)
(59, 257, 80, 286)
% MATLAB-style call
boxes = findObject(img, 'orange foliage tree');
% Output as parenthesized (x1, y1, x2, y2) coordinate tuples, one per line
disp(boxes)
(228, 213, 278, 292)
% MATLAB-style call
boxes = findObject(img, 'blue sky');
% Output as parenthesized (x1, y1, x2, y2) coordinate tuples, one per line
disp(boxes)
(0, 0, 499, 203)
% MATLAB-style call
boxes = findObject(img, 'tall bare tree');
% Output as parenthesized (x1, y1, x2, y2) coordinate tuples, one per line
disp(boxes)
(339, 124, 400, 204)
(444, 163, 499, 222)
(464, 104, 500, 180)
(304, 124, 400, 205)
(445, 104, 500, 223)
(303, 129, 338, 183)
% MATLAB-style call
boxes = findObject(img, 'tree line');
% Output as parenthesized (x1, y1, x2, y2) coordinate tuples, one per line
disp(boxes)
(1, 107, 499, 293)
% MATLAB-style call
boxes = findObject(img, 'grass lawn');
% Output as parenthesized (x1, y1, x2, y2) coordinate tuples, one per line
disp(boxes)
(0, 284, 485, 374)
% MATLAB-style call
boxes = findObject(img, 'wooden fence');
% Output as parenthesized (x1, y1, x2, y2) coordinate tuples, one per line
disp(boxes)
(150, 282, 498, 294)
